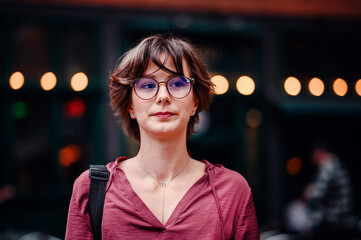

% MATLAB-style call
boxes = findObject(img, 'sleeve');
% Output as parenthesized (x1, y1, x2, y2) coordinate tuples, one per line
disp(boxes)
(65, 171, 93, 240)
(234, 192, 260, 240)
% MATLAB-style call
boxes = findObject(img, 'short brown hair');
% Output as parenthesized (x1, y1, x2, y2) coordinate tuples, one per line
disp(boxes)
(109, 34, 214, 141)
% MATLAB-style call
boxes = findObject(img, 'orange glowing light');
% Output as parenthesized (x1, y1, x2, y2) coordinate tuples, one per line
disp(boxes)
(40, 72, 57, 91)
(246, 108, 262, 128)
(333, 78, 348, 96)
(9, 72, 25, 90)
(286, 157, 302, 175)
(308, 77, 324, 96)
(236, 76, 255, 95)
(284, 77, 301, 96)
(58, 144, 81, 167)
(355, 79, 361, 96)
(71, 72, 88, 91)
(211, 75, 229, 95)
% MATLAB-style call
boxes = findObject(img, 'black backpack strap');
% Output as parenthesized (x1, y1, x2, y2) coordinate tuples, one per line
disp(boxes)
(88, 165, 110, 240)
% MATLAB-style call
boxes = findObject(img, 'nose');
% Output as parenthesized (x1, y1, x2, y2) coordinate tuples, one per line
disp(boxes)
(156, 81, 171, 104)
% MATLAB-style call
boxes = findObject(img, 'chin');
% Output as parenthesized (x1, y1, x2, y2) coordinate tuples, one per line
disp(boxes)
(154, 128, 180, 136)
(149, 126, 187, 139)
(140, 119, 188, 138)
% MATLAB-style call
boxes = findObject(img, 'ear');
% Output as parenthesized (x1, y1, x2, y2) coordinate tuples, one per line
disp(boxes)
(191, 98, 199, 116)
(129, 104, 136, 119)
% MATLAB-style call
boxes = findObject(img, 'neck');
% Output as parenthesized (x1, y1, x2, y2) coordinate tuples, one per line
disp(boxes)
(136, 131, 190, 183)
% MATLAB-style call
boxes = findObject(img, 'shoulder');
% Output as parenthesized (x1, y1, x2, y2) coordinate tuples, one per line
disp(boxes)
(205, 161, 257, 228)
(205, 161, 251, 197)
(71, 159, 119, 205)
(208, 161, 250, 186)
(68, 169, 91, 216)
(71, 169, 91, 206)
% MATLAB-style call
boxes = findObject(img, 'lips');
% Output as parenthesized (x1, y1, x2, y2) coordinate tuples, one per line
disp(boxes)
(152, 111, 175, 119)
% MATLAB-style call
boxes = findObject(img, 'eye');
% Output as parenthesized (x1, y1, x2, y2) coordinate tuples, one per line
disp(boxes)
(168, 77, 189, 89)
(136, 78, 157, 90)
(141, 82, 156, 89)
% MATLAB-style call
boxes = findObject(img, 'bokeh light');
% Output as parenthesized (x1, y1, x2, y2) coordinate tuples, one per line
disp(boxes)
(40, 72, 57, 91)
(58, 144, 81, 167)
(308, 77, 324, 96)
(211, 75, 229, 95)
(71, 72, 88, 92)
(9, 72, 25, 90)
(12, 102, 28, 119)
(333, 78, 348, 96)
(246, 108, 262, 128)
(286, 157, 302, 175)
(284, 77, 301, 96)
(62, 98, 86, 119)
(355, 79, 361, 96)
(236, 76, 255, 95)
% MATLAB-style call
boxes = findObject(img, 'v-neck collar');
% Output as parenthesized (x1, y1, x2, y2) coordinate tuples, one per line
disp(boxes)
(113, 157, 209, 230)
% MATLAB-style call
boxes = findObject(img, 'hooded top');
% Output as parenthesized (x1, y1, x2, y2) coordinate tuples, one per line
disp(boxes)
(65, 157, 259, 240)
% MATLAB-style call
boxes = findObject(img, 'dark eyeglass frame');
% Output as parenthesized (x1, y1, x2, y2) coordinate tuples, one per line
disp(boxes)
(129, 76, 195, 100)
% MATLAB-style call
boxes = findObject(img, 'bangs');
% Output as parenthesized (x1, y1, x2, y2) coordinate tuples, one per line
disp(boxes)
(126, 37, 187, 79)
(148, 40, 185, 76)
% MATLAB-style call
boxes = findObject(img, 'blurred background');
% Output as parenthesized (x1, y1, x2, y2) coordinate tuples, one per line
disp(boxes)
(1, 0, 361, 239)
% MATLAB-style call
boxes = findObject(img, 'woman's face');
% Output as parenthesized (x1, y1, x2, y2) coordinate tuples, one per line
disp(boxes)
(129, 54, 198, 140)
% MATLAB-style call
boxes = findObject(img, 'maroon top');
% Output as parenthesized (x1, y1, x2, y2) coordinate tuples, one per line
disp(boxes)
(65, 157, 259, 239)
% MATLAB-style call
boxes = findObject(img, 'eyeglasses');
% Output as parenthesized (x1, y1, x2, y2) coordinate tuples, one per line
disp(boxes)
(130, 76, 195, 100)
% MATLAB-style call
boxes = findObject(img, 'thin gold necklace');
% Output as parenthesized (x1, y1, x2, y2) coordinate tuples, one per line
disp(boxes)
(136, 157, 191, 225)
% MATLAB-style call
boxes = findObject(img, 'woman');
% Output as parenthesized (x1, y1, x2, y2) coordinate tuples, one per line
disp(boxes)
(65, 34, 259, 239)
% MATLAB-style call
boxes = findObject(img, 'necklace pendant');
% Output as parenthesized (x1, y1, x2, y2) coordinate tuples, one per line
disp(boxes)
(160, 182, 166, 187)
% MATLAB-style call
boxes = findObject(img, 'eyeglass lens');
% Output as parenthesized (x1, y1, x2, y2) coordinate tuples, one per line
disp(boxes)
(134, 76, 192, 99)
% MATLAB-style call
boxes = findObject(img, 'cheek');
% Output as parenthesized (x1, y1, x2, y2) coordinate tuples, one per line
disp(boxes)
(183, 98, 196, 115)
(131, 92, 142, 112)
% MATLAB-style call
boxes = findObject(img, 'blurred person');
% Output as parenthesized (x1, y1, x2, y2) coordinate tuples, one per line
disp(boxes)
(284, 190, 313, 239)
(65, 34, 259, 239)
(306, 145, 355, 240)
